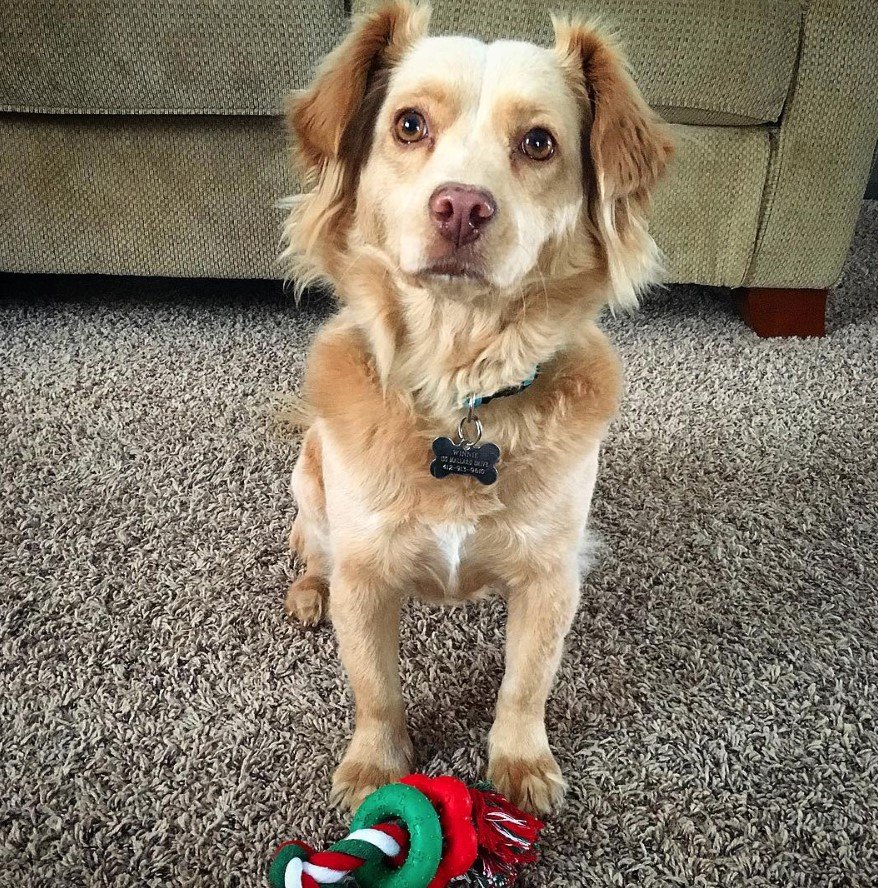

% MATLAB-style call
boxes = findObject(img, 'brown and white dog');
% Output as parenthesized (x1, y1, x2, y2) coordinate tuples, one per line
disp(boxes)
(281, 1, 672, 815)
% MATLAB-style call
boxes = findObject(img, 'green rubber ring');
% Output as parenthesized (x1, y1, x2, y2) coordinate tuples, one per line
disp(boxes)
(349, 783, 443, 888)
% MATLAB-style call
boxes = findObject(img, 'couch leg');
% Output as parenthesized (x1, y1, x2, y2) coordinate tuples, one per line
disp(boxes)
(738, 287, 827, 338)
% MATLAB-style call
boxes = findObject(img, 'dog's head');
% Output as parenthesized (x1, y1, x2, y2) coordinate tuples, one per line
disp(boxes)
(284, 1, 672, 309)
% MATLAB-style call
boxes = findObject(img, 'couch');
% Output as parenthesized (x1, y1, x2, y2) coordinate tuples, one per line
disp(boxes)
(2, 1, 876, 335)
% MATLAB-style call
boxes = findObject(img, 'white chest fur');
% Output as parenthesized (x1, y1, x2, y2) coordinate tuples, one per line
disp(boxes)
(430, 522, 474, 589)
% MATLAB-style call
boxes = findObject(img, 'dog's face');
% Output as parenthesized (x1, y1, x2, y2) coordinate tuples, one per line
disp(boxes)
(286, 2, 672, 308)
(357, 36, 584, 290)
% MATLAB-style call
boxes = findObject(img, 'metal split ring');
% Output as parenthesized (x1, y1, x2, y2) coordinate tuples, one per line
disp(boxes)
(457, 414, 483, 447)
(456, 396, 483, 447)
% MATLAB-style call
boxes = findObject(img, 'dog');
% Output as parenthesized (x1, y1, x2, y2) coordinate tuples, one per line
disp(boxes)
(281, 0, 672, 815)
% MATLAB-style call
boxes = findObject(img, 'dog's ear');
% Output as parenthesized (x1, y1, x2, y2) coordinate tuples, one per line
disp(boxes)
(288, 1, 430, 176)
(553, 17, 673, 309)
(282, 2, 430, 290)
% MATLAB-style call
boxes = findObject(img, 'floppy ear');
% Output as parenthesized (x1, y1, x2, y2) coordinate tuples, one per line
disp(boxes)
(281, 2, 429, 287)
(289, 1, 429, 173)
(553, 17, 673, 309)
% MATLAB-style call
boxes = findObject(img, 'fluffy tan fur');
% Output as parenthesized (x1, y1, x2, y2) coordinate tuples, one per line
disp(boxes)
(281, 1, 671, 814)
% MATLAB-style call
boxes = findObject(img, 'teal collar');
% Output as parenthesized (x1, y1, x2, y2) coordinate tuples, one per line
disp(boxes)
(465, 366, 539, 408)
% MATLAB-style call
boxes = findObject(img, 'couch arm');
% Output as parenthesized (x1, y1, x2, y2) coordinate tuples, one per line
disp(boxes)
(744, 0, 878, 288)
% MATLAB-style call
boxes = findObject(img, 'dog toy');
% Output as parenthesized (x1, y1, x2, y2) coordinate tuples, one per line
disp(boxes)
(269, 774, 543, 888)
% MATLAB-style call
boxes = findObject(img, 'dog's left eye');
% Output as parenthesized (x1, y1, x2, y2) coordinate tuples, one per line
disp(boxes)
(520, 128, 555, 161)
(394, 110, 428, 144)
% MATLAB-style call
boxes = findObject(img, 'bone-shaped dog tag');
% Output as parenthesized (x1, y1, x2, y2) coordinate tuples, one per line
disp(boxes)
(430, 437, 501, 485)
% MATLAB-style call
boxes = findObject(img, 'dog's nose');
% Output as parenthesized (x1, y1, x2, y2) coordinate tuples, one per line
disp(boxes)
(429, 184, 496, 247)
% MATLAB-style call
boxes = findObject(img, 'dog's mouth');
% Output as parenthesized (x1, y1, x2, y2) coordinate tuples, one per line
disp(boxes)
(420, 253, 487, 282)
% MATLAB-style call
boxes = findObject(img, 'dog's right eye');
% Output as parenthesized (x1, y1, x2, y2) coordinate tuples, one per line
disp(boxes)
(520, 128, 555, 161)
(394, 110, 428, 144)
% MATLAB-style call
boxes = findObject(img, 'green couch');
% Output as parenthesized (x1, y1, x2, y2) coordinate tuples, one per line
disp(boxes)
(1, 1, 876, 299)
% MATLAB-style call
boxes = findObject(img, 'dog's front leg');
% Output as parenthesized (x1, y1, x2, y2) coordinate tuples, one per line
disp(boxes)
(488, 564, 579, 815)
(329, 563, 413, 811)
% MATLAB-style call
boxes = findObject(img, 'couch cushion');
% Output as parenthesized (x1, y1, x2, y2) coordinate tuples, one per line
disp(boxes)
(356, 0, 803, 126)
(0, 114, 290, 277)
(0, 1, 346, 115)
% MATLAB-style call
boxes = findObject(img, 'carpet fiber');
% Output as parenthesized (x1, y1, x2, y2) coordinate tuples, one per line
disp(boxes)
(2, 202, 877, 887)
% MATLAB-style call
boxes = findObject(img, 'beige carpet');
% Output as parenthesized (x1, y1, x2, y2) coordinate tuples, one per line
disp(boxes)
(2, 202, 876, 887)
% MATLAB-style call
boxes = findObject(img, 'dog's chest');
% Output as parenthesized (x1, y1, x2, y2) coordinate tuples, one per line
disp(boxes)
(416, 520, 499, 602)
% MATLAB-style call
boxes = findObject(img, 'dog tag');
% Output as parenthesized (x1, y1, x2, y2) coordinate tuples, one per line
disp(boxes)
(430, 437, 500, 485)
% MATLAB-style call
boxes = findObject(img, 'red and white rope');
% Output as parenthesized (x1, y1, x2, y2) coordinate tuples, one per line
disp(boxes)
(283, 827, 404, 888)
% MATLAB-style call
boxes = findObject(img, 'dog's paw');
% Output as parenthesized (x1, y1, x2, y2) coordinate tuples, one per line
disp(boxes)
(284, 575, 328, 627)
(487, 752, 566, 816)
(331, 727, 414, 812)
(330, 759, 408, 812)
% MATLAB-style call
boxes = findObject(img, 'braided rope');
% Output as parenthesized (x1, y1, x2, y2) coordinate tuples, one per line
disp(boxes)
(280, 824, 407, 887)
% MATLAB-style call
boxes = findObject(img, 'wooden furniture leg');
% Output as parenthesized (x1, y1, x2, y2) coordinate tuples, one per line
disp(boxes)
(738, 287, 828, 338)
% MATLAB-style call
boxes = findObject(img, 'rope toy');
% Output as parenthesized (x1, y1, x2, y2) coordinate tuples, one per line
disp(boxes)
(269, 774, 544, 888)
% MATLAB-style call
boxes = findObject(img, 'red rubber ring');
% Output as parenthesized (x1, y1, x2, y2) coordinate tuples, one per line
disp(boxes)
(402, 775, 478, 887)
